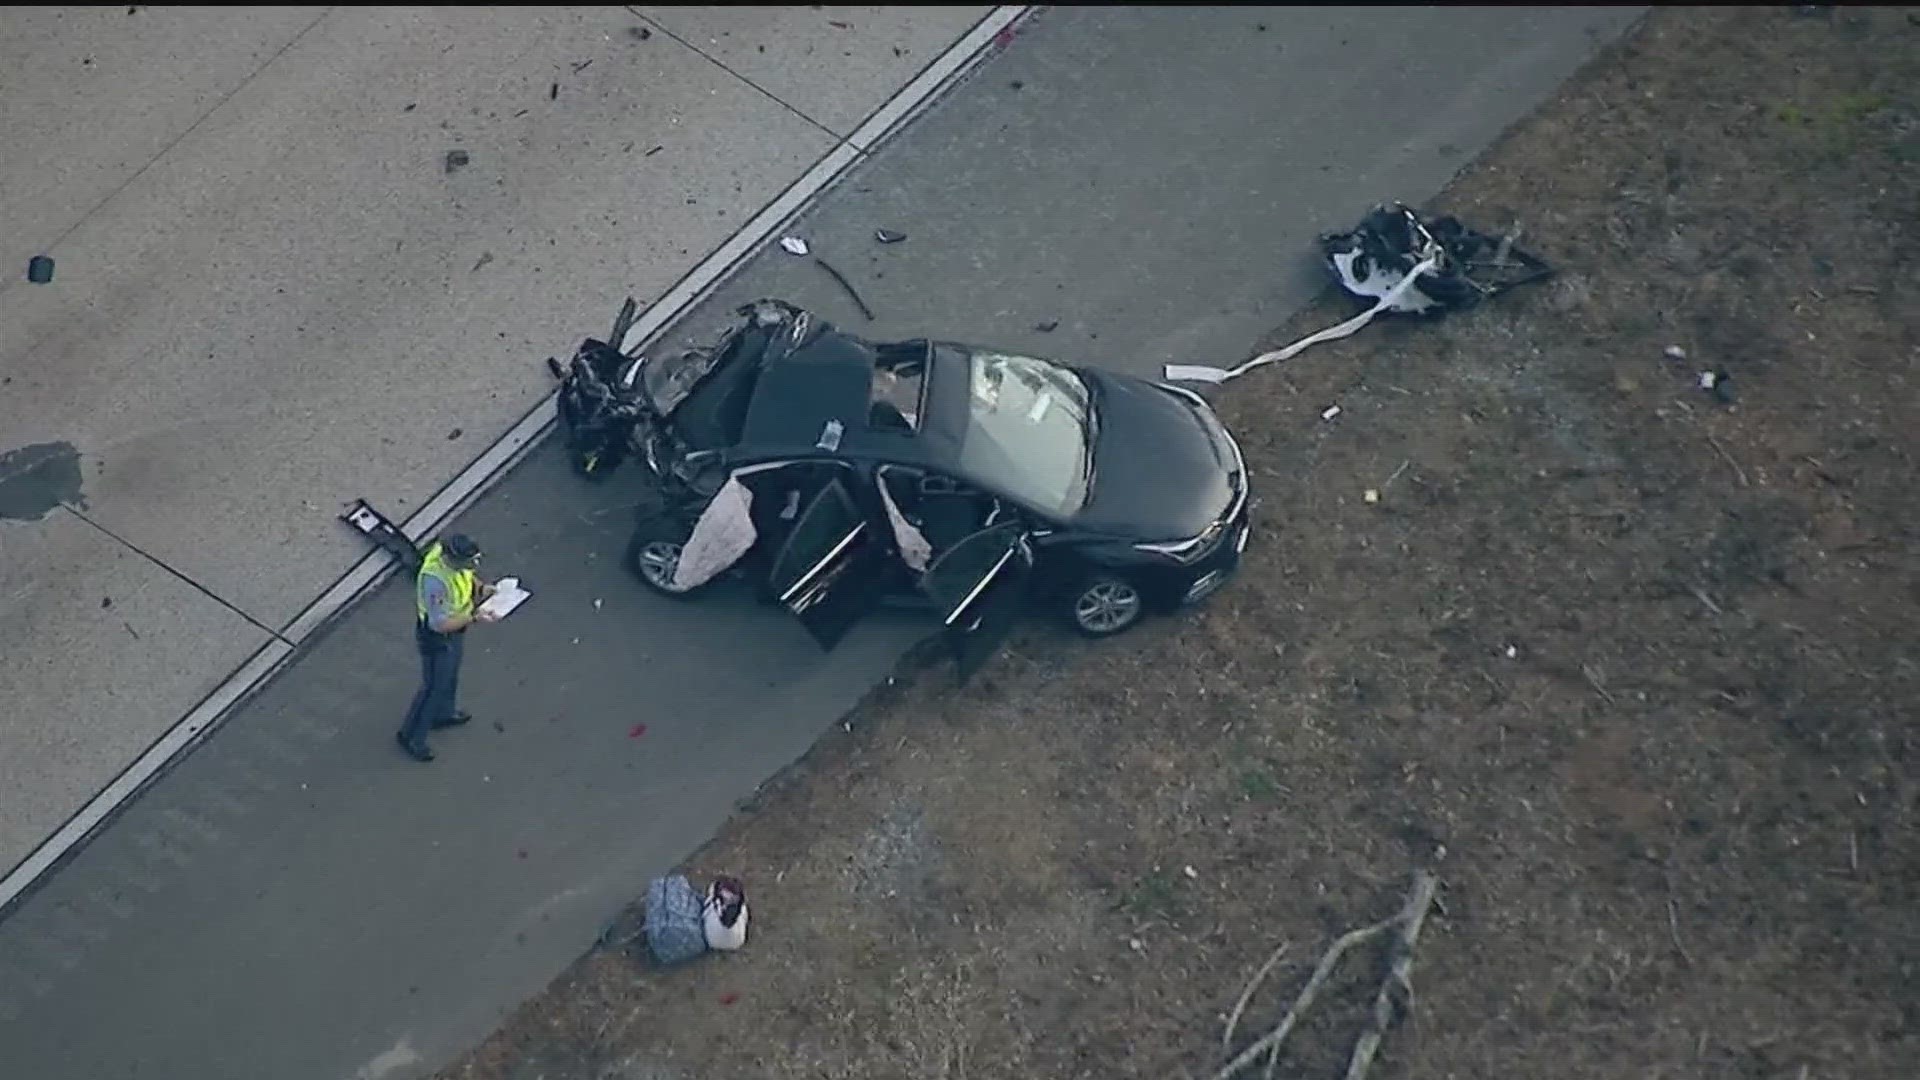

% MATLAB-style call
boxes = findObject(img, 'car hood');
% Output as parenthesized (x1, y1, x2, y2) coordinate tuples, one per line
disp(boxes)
(1071, 368, 1237, 541)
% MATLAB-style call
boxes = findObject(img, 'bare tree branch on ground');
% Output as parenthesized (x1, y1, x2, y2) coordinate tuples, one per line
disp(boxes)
(1213, 870, 1441, 1080)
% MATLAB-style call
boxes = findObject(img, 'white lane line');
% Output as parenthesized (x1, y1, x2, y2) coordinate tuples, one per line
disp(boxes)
(0, 4, 1033, 917)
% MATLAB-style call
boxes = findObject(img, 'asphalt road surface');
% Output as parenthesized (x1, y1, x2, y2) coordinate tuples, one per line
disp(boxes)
(0, 7, 1640, 1079)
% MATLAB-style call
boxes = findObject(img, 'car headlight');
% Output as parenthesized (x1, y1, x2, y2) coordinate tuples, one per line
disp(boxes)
(1135, 523, 1224, 564)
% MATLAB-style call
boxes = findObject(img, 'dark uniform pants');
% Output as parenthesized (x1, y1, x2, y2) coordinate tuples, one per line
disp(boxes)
(400, 621, 464, 743)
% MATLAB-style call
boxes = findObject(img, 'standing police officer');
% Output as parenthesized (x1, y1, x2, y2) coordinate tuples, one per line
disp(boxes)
(397, 533, 497, 762)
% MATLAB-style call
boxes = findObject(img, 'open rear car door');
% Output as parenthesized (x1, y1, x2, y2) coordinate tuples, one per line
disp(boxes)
(919, 522, 1034, 684)
(768, 479, 891, 651)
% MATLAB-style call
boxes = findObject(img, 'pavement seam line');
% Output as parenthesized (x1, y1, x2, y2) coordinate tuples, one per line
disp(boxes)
(624, 7, 849, 143)
(58, 504, 291, 647)
(0, 2, 1030, 920)
(0, 7, 335, 305)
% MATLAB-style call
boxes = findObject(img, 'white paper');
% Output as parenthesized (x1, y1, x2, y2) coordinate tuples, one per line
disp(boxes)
(478, 576, 531, 620)
(1163, 255, 1440, 385)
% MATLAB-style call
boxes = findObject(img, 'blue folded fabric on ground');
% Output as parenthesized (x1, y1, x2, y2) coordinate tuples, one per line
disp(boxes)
(644, 875, 710, 966)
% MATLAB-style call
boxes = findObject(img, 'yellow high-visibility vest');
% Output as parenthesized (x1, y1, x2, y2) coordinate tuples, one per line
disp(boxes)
(415, 541, 476, 626)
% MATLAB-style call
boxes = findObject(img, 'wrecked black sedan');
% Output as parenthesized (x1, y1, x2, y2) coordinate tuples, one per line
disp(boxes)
(550, 299, 1251, 680)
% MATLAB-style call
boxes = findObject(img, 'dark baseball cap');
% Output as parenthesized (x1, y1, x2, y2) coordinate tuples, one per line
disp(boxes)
(440, 533, 482, 564)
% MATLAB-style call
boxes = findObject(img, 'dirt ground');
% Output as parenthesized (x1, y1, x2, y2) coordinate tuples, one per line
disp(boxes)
(444, 8, 1918, 1079)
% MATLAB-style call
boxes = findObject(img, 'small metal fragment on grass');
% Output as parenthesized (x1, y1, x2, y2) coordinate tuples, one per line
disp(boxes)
(1664, 344, 1687, 361)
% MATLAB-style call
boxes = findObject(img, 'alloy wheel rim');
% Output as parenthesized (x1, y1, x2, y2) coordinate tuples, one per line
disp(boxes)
(637, 541, 685, 590)
(1075, 580, 1141, 632)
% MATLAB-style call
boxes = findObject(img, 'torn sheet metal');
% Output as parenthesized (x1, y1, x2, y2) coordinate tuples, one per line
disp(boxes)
(1165, 203, 1550, 384)
(669, 477, 757, 591)
(1326, 202, 1552, 313)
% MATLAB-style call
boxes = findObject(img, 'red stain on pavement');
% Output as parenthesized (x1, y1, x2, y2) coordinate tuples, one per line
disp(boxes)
(994, 26, 1016, 49)
(719, 992, 740, 1006)
(628, 723, 648, 739)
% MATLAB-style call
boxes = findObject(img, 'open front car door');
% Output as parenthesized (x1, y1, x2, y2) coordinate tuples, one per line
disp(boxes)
(768, 479, 890, 651)
(919, 522, 1035, 684)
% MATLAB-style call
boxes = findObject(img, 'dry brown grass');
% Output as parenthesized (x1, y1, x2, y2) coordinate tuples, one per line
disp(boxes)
(446, 8, 1920, 1079)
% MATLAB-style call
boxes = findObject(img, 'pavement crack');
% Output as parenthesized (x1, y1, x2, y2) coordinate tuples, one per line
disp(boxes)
(624, 8, 850, 144)
(0, 7, 335, 305)
(58, 505, 293, 647)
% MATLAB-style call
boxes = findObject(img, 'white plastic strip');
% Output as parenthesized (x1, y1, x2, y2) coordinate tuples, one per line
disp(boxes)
(1164, 255, 1441, 384)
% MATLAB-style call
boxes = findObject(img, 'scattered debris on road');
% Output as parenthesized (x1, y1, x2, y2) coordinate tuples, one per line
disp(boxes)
(874, 228, 907, 244)
(1034, 319, 1059, 332)
(444, 149, 470, 175)
(813, 256, 875, 320)
(339, 498, 422, 571)
(25, 255, 53, 284)
(1165, 203, 1550, 384)
(639, 874, 750, 966)
(778, 236, 809, 256)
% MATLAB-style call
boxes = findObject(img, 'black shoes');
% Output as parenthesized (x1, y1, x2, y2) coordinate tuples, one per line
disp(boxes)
(395, 731, 435, 762)
(398, 713, 472, 760)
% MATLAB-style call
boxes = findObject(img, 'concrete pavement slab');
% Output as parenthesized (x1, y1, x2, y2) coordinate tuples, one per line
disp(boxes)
(0, 507, 271, 868)
(0, 6, 1640, 1079)
(0, 4, 328, 274)
(665, 5, 1644, 382)
(0, 5, 835, 630)
(633, 5, 992, 137)
(0, 3, 975, 878)
(0, 442, 928, 1080)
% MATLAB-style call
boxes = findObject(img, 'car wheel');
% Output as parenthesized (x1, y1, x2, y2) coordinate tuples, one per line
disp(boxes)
(624, 519, 711, 600)
(1068, 575, 1145, 637)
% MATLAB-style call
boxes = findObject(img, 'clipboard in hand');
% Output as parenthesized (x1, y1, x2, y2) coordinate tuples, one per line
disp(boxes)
(477, 577, 531, 620)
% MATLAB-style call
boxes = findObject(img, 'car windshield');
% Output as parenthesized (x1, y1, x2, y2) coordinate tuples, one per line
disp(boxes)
(955, 351, 1094, 517)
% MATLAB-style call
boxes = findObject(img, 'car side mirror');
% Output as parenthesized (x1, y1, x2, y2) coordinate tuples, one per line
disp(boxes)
(676, 450, 726, 498)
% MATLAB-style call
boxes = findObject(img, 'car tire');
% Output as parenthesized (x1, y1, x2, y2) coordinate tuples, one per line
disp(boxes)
(1067, 574, 1146, 637)
(624, 517, 714, 600)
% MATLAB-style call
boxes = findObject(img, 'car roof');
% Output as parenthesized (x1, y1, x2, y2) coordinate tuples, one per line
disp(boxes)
(733, 327, 972, 470)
